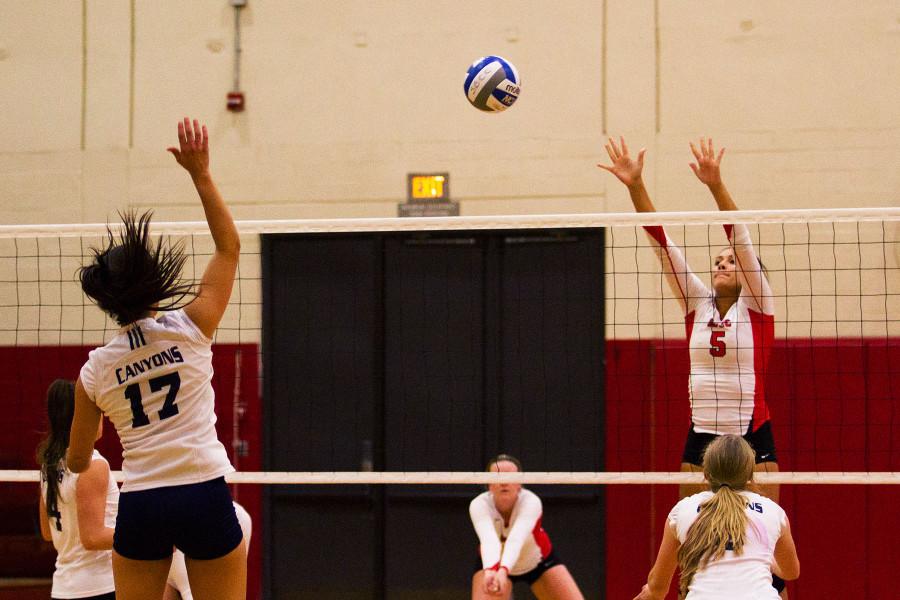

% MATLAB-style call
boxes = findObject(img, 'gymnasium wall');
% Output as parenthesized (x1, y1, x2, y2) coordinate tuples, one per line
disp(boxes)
(0, 1, 897, 226)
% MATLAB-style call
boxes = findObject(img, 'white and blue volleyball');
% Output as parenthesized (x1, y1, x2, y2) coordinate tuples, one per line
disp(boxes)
(463, 55, 521, 112)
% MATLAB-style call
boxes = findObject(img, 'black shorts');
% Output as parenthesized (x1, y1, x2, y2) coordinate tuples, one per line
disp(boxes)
(682, 420, 778, 467)
(114, 476, 242, 561)
(53, 594, 115, 600)
(472, 549, 563, 586)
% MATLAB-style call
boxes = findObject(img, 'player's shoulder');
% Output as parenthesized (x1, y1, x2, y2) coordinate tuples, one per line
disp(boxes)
(744, 491, 784, 515)
(676, 490, 712, 514)
(153, 309, 210, 344)
(470, 490, 491, 507)
(518, 487, 541, 506)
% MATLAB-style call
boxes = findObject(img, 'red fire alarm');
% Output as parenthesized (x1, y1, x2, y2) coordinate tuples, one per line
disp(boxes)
(227, 91, 245, 112)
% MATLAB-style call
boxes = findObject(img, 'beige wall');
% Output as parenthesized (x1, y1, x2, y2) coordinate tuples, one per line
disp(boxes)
(0, 1, 897, 224)
(0, 1, 897, 344)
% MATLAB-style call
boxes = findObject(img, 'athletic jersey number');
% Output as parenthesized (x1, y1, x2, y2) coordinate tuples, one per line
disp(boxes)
(125, 372, 181, 428)
(709, 330, 727, 357)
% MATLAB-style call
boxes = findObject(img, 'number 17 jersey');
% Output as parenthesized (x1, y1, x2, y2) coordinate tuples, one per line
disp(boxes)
(80, 309, 233, 492)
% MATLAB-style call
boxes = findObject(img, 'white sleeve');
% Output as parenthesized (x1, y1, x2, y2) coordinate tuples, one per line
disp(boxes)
(169, 309, 212, 345)
(79, 354, 97, 402)
(499, 492, 542, 572)
(643, 226, 709, 315)
(726, 224, 774, 315)
(469, 495, 501, 569)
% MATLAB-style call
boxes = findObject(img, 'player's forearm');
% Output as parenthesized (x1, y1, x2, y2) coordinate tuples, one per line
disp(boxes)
(81, 526, 114, 551)
(193, 172, 240, 257)
(644, 567, 671, 598)
(627, 178, 657, 213)
(707, 182, 738, 211)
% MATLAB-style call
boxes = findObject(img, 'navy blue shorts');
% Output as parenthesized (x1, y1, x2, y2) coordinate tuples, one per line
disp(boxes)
(682, 420, 778, 467)
(114, 476, 242, 561)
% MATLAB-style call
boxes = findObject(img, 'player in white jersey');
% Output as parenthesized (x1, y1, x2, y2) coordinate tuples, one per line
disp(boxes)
(66, 118, 245, 600)
(37, 379, 118, 600)
(469, 455, 584, 600)
(163, 502, 252, 600)
(599, 137, 780, 494)
(633, 435, 799, 600)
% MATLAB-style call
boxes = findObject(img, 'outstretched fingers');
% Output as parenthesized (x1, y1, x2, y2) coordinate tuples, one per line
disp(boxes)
(689, 141, 702, 162)
(604, 142, 617, 163)
(177, 120, 188, 147)
(608, 136, 623, 159)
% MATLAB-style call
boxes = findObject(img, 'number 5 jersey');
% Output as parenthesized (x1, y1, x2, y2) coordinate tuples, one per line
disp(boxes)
(643, 224, 775, 436)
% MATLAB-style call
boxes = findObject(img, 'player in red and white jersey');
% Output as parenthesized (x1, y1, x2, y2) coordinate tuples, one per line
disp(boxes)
(67, 118, 246, 600)
(469, 455, 584, 600)
(38, 379, 118, 600)
(599, 136, 780, 499)
(633, 435, 799, 600)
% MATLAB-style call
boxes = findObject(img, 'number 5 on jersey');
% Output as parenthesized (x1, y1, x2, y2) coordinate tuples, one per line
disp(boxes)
(709, 331, 727, 357)
(125, 372, 181, 428)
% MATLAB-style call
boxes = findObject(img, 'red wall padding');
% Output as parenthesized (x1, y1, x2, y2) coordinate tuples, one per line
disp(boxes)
(2, 339, 897, 599)
(606, 338, 900, 599)
(0, 344, 263, 600)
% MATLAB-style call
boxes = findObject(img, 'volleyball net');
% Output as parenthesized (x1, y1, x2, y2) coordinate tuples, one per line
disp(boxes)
(0, 207, 898, 486)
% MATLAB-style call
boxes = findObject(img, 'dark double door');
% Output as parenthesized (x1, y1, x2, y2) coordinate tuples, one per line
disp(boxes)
(262, 229, 605, 599)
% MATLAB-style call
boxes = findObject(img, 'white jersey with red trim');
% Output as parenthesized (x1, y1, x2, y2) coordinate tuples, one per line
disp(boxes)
(668, 490, 787, 600)
(643, 224, 775, 436)
(167, 502, 252, 599)
(41, 450, 118, 599)
(79, 309, 233, 492)
(469, 488, 552, 576)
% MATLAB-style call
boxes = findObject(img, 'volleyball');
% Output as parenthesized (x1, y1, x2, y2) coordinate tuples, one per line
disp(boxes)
(463, 55, 521, 112)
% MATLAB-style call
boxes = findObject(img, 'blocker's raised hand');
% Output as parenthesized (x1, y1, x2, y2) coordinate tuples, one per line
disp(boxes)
(597, 136, 646, 188)
(689, 137, 725, 187)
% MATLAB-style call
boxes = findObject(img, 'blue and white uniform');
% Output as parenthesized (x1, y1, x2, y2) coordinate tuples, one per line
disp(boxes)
(41, 450, 118, 599)
(79, 309, 240, 561)
(166, 502, 252, 599)
(668, 490, 787, 600)
(79, 309, 233, 492)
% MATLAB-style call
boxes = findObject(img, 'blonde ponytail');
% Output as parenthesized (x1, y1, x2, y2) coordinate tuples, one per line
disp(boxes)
(677, 435, 756, 596)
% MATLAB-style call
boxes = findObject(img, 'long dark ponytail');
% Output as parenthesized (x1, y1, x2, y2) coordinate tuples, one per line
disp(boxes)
(35, 379, 76, 521)
(79, 210, 196, 326)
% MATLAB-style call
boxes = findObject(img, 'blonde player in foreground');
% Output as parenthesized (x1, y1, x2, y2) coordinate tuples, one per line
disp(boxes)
(66, 118, 245, 600)
(38, 379, 119, 600)
(633, 435, 799, 600)
(470, 455, 584, 600)
(163, 502, 252, 600)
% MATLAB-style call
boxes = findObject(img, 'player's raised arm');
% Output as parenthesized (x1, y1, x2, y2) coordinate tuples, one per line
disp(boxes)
(597, 136, 653, 212)
(690, 137, 773, 314)
(167, 117, 240, 339)
(600, 136, 708, 314)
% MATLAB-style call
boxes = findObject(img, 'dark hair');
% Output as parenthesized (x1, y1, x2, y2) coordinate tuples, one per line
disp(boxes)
(35, 379, 76, 522)
(486, 454, 523, 472)
(79, 210, 196, 326)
